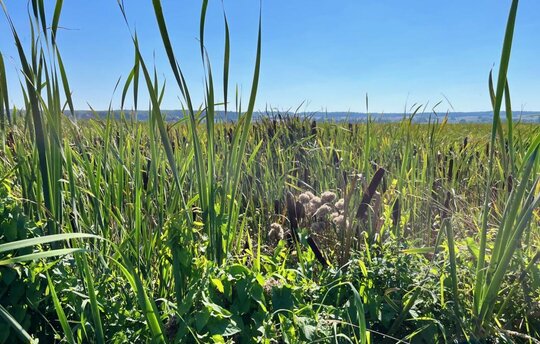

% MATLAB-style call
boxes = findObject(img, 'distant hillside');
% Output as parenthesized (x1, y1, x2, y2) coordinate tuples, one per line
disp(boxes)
(71, 110, 540, 123)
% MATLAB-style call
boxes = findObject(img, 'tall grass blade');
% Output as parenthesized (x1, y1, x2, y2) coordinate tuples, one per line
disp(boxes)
(0, 53, 10, 126)
(224, 10, 262, 251)
(47, 272, 76, 344)
(0, 304, 36, 343)
(56, 47, 75, 116)
(1, 5, 53, 225)
(473, 0, 519, 319)
(0, 233, 100, 254)
(110, 253, 166, 343)
(0, 248, 87, 265)
(78, 253, 105, 343)
(51, 0, 63, 44)
(222, 5, 230, 115)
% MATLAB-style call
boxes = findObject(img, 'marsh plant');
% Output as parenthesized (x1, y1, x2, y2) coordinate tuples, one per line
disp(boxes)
(0, 0, 539, 343)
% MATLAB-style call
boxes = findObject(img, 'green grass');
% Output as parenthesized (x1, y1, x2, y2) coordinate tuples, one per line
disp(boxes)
(1, 0, 539, 343)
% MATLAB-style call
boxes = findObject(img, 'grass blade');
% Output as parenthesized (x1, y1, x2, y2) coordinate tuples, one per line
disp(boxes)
(0, 233, 100, 254)
(0, 248, 87, 265)
(0, 304, 36, 343)
(473, 0, 519, 320)
(51, 0, 63, 44)
(46, 272, 76, 344)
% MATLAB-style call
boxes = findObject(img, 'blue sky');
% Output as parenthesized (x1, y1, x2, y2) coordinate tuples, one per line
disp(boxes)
(0, 1, 539, 113)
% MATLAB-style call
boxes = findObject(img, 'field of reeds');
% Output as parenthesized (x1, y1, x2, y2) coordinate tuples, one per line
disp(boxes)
(1, 0, 539, 343)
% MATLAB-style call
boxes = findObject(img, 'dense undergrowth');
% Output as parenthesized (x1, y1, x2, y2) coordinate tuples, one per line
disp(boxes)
(1, 0, 540, 343)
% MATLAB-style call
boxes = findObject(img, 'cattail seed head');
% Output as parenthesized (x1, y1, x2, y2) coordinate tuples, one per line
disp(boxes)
(313, 204, 333, 218)
(268, 223, 284, 243)
(309, 196, 322, 209)
(298, 192, 313, 204)
(332, 215, 347, 229)
(305, 191, 315, 198)
(321, 191, 337, 203)
(335, 198, 345, 211)
(305, 204, 313, 216)
(310, 221, 326, 233)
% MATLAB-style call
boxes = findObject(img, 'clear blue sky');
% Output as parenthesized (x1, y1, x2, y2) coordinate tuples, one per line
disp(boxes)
(1, 1, 539, 113)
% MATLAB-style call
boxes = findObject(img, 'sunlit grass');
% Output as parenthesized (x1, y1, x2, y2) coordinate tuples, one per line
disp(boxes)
(0, 0, 539, 343)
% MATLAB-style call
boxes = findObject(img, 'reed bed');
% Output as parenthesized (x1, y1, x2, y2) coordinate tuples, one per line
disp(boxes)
(0, 0, 539, 343)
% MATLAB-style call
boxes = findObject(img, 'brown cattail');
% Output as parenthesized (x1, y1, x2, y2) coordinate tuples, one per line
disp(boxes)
(142, 158, 151, 190)
(447, 156, 454, 182)
(192, 205, 198, 222)
(286, 191, 299, 243)
(6, 130, 14, 150)
(461, 136, 468, 152)
(227, 128, 233, 143)
(295, 201, 305, 221)
(442, 192, 452, 220)
(332, 149, 340, 167)
(307, 236, 328, 267)
(274, 199, 281, 215)
(356, 168, 386, 220)
(69, 211, 78, 232)
(372, 191, 383, 232)
(267, 125, 274, 138)
(432, 179, 441, 201)
(392, 199, 400, 227)
(507, 175, 513, 193)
